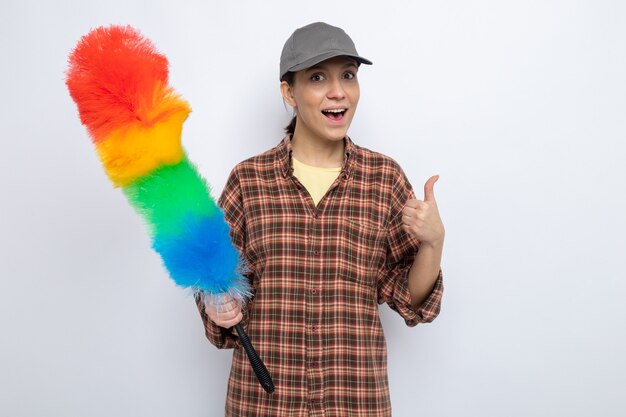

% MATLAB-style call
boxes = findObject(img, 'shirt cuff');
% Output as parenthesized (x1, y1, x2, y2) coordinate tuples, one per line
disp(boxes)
(395, 268, 444, 327)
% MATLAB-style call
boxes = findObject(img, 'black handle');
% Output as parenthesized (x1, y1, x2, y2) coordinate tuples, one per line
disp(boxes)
(234, 323, 275, 394)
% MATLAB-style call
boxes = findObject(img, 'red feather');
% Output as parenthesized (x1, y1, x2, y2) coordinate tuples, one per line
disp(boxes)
(66, 25, 170, 142)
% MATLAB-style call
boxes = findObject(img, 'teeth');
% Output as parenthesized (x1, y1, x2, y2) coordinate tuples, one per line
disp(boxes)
(323, 108, 346, 113)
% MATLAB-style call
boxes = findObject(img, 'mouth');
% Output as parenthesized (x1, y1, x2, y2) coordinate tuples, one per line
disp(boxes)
(321, 108, 347, 122)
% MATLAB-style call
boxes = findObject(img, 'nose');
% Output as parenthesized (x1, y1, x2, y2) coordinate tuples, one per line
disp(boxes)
(326, 77, 346, 100)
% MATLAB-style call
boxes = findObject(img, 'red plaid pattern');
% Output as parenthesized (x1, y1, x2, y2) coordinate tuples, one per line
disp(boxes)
(196, 135, 443, 416)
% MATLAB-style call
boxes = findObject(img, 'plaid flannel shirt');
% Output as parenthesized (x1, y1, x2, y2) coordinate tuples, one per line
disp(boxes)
(196, 135, 443, 416)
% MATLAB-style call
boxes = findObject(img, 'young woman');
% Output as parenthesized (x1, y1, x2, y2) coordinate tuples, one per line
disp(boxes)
(196, 22, 445, 417)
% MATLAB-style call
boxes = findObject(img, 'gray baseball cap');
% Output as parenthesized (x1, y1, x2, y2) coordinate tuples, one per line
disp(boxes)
(279, 22, 373, 81)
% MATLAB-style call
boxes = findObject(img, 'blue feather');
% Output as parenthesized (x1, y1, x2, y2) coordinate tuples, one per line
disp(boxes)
(153, 210, 251, 299)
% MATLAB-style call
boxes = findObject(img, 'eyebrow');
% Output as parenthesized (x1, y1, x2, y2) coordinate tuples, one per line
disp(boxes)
(305, 61, 358, 72)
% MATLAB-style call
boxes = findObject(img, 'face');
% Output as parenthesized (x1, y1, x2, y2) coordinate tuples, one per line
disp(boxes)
(281, 56, 360, 143)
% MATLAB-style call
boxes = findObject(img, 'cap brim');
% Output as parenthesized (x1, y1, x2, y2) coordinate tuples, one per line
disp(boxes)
(287, 50, 373, 74)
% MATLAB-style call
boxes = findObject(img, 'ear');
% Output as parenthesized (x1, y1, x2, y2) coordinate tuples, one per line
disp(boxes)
(280, 81, 297, 108)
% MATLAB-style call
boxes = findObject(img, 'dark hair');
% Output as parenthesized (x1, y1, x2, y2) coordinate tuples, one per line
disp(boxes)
(281, 71, 297, 135)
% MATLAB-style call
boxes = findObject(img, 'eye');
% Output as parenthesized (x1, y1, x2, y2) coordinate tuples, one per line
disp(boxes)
(310, 73, 326, 82)
(343, 71, 356, 80)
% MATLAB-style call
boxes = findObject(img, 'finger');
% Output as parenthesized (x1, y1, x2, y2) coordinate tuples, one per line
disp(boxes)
(218, 301, 238, 314)
(401, 223, 416, 237)
(216, 303, 228, 314)
(404, 198, 420, 209)
(221, 298, 238, 309)
(424, 175, 439, 202)
(216, 295, 240, 309)
(402, 203, 422, 217)
(220, 313, 243, 328)
(401, 224, 422, 244)
(404, 201, 426, 219)
(402, 212, 419, 225)
(207, 294, 228, 310)
(209, 310, 241, 324)
(220, 294, 236, 305)
(218, 309, 240, 321)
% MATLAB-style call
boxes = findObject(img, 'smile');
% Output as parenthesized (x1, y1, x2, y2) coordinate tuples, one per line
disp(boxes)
(321, 108, 347, 121)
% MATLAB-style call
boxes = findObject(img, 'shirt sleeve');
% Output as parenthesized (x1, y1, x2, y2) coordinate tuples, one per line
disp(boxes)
(377, 163, 444, 327)
(193, 166, 251, 349)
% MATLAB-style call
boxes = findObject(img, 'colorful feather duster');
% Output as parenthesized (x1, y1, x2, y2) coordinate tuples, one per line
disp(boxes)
(66, 25, 274, 393)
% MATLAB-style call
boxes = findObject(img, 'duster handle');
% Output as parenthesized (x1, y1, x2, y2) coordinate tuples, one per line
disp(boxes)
(234, 323, 275, 394)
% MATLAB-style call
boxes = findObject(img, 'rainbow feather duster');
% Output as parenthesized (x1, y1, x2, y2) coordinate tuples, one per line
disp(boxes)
(65, 25, 251, 302)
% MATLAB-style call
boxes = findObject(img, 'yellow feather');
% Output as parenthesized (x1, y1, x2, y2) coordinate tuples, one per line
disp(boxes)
(95, 108, 190, 187)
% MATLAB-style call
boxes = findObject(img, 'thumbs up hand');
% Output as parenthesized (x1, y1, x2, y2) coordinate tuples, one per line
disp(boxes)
(401, 175, 445, 248)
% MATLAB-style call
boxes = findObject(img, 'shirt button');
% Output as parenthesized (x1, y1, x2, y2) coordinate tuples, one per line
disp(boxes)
(313, 250, 320, 256)
(313, 213, 318, 219)
(311, 288, 318, 295)
(311, 324, 318, 331)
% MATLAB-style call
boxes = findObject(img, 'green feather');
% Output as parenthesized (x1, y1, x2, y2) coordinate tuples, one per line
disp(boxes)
(123, 156, 218, 237)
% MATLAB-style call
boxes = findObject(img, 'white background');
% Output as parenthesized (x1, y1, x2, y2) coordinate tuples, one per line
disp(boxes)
(1, 1, 625, 416)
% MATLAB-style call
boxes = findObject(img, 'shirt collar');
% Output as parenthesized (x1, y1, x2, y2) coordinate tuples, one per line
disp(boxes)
(278, 134, 355, 179)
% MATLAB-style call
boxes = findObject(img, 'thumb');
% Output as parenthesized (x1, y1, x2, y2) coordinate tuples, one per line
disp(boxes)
(424, 175, 439, 202)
